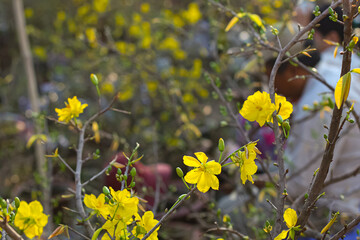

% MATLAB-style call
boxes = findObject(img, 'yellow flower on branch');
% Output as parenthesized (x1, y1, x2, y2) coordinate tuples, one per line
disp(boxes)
(84, 193, 110, 218)
(14, 200, 48, 239)
(268, 94, 293, 124)
(132, 211, 160, 240)
(275, 94, 293, 121)
(101, 219, 128, 240)
(109, 187, 139, 221)
(275, 208, 300, 240)
(183, 152, 221, 193)
(231, 141, 260, 184)
(55, 96, 88, 123)
(240, 91, 276, 127)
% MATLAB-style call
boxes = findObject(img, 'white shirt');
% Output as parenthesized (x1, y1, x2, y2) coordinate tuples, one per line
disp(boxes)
(286, 46, 360, 213)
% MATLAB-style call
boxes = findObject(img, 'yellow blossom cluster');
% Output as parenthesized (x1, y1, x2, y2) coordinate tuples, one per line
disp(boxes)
(240, 91, 293, 127)
(84, 187, 159, 240)
(14, 200, 48, 239)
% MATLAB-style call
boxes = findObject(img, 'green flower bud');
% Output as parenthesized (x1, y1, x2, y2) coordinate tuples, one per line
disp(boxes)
(0, 198, 6, 209)
(304, 193, 309, 199)
(178, 194, 187, 200)
(282, 120, 290, 132)
(90, 74, 99, 86)
(102, 186, 110, 195)
(276, 115, 283, 124)
(15, 197, 20, 209)
(130, 167, 137, 177)
(176, 167, 184, 178)
(91, 228, 103, 240)
(218, 138, 225, 152)
(129, 182, 136, 188)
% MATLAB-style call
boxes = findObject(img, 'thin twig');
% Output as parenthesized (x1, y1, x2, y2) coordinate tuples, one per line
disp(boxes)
(206, 227, 249, 239)
(207, 72, 250, 144)
(67, 225, 91, 240)
(57, 154, 75, 175)
(82, 158, 117, 187)
(141, 188, 196, 240)
(323, 165, 360, 188)
(110, 108, 131, 114)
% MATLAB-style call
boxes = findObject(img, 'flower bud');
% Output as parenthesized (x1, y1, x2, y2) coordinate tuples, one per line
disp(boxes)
(218, 138, 225, 152)
(282, 120, 290, 132)
(129, 182, 136, 188)
(176, 167, 184, 178)
(276, 115, 283, 124)
(130, 167, 137, 177)
(90, 74, 99, 86)
(14, 197, 20, 209)
(0, 198, 6, 209)
(102, 186, 110, 195)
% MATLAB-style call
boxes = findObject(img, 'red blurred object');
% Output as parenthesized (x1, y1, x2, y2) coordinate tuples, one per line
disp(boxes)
(104, 153, 172, 207)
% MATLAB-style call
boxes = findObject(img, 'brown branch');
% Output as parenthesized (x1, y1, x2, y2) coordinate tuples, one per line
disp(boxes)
(266, 1, 343, 235)
(297, 0, 353, 231)
(328, 215, 360, 240)
(0, 219, 24, 240)
(323, 165, 360, 188)
(74, 94, 118, 236)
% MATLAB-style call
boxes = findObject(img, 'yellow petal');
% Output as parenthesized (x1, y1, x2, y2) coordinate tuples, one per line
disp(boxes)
(197, 172, 211, 193)
(351, 68, 360, 74)
(183, 155, 201, 167)
(321, 212, 339, 234)
(184, 168, 202, 184)
(274, 230, 289, 240)
(207, 172, 219, 191)
(334, 72, 351, 109)
(284, 208, 297, 228)
(333, 45, 338, 58)
(194, 152, 208, 164)
(205, 161, 221, 175)
(248, 13, 265, 31)
(225, 13, 246, 32)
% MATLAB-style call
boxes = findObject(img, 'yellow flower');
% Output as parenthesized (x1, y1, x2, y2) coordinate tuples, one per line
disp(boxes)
(55, 96, 88, 123)
(240, 91, 276, 127)
(232, 142, 260, 184)
(275, 94, 293, 121)
(183, 152, 221, 193)
(268, 94, 293, 124)
(275, 208, 299, 240)
(109, 188, 139, 221)
(84, 193, 109, 218)
(14, 200, 48, 239)
(102, 219, 128, 240)
(132, 211, 160, 240)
